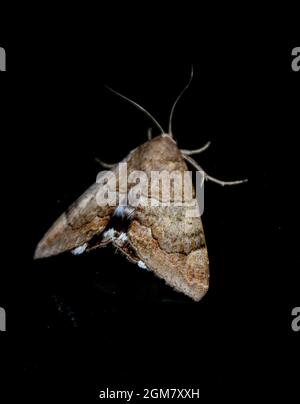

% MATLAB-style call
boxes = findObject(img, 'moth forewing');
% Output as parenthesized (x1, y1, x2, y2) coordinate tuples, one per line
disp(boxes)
(34, 175, 118, 259)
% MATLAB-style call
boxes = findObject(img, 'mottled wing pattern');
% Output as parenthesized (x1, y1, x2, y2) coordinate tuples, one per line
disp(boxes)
(127, 205, 209, 301)
(122, 135, 209, 301)
(34, 134, 209, 301)
(34, 181, 116, 259)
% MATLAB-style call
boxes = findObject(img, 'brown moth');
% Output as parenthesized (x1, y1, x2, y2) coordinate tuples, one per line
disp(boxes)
(34, 69, 247, 301)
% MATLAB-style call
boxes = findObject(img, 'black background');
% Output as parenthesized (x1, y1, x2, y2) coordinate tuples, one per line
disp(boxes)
(0, 24, 299, 401)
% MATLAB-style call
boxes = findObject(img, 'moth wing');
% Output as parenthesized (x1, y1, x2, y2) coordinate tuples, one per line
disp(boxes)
(127, 205, 209, 301)
(34, 180, 116, 259)
(34, 142, 141, 260)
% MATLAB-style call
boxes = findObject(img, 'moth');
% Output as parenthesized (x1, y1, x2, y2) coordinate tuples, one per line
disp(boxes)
(34, 68, 247, 301)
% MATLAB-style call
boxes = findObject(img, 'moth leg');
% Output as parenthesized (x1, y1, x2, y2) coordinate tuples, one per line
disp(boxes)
(183, 154, 248, 186)
(113, 237, 141, 265)
(148, 127, 152, 140)
(205, 174, 248, 186)
(181, 141, 211, 156)
(94, 157, 116, 168)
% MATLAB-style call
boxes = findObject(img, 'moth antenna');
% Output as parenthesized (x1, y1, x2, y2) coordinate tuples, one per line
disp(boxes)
(105, 85, 164, 134)
(168, 65, 194, 137)
(94, 157, 116, 168)
(183, 154, 248, 186)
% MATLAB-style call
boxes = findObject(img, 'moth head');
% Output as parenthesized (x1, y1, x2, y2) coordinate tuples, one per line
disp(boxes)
(161, 133, 177, 144)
